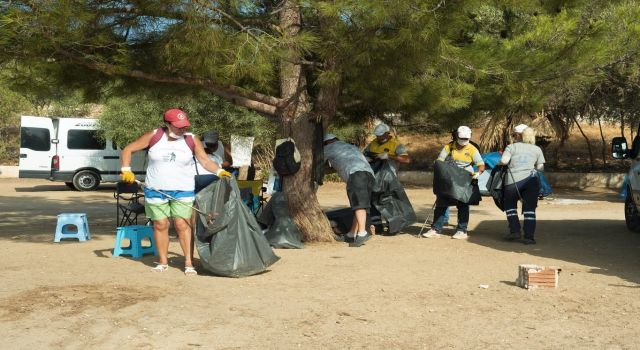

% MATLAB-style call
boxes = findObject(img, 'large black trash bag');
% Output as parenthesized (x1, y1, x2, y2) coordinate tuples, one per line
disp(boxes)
(257, 192, 304, 249)
(487, 165, 508, 211)
(195, 177, 280, 277)
(433, 160, 474, 203)
(371, 161, 417, 234)
(326, 208, 376, 236)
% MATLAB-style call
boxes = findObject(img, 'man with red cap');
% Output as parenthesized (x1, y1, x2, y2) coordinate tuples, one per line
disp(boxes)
(120, 108, 231, 275)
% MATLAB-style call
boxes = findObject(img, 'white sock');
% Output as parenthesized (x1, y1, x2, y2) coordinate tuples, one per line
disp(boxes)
(357, 231, 368, 237)
(346, 232, 356, 238)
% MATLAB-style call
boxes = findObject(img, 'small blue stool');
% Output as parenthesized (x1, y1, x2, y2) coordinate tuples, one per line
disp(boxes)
(54, 213, 91, 242)
(113, 225, 157, 259)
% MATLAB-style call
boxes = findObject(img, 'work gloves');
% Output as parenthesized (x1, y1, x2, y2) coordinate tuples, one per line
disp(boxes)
(376, 152, 389, 160)
(216, 169, 232, 177)
(120, 167, 135, 184)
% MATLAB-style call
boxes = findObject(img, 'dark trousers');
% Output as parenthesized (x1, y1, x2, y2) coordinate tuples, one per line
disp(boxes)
(431, 196, 469, 233)
(503, 176, 540, 239)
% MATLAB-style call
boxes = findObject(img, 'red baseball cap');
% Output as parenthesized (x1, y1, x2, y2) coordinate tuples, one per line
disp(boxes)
(163, 108, 191, 128)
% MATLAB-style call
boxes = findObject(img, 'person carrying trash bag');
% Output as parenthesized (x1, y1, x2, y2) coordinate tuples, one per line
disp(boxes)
(193, 130, 233, 193)
(499, 125, 545, 245)
(323, 133, 375, 246)
(363, 123, 411, 174)
(120, 108, 232, 275)
(194, 176, 280, 277)
(423, 126, 485, 240)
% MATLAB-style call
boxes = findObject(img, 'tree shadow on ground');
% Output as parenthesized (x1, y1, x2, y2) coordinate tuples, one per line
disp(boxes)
(14, 184, 116, 193)
(1, 193, 123, 243)
(405, 219, 640, 285)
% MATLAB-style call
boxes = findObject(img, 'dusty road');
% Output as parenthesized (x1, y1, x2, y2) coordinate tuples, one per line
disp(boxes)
(1, 178, 639, 349)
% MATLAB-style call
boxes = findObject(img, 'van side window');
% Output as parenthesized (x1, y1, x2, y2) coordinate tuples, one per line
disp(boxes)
(67, 130, 106, 150)
(20, 127, 51, 151)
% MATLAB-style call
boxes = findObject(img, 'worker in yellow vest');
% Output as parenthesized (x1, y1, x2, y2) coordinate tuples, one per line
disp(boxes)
(363, 123, 411, 173)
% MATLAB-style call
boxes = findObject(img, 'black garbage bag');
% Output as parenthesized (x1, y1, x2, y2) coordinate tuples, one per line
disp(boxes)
(257, 192, 304, 249)
(433, 160, 474, 203)
(487, 165, 508, 211)
(325, 207, 376, 236)
(371, 161, 417, 234)
(194, 177, 280, 277)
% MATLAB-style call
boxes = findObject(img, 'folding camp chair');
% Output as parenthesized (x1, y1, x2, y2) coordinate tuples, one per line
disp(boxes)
(114, 181, 146, 227)
(237, 180, 266, 216)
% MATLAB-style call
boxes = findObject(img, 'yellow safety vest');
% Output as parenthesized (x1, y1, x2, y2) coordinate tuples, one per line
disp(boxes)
(366, 136, 406, 156)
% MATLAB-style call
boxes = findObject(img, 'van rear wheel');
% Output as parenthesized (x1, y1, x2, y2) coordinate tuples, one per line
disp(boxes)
(624, 190, 640, 233)
(72, 170, 100, 191)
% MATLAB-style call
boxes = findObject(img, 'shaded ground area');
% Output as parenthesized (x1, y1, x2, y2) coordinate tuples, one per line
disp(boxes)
(1, 179, 639, 349)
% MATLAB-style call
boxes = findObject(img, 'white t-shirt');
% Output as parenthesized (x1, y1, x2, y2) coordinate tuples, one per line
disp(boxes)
(195, 141, 225, 175)
(324, 141, 374, 182)
(146, 133, 195, 191)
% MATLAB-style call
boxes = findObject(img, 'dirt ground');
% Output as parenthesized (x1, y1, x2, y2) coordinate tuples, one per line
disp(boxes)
(1, 178, 640, 350)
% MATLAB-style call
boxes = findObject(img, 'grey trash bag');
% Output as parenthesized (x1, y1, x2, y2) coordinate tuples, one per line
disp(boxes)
(433, 160, 473, 203)
(371, 161, 417, 234)
(257, 192, 304, 249)
(194, 177, 280, 277)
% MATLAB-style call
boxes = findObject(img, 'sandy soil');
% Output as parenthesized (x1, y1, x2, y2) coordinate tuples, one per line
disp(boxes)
(1, 178, 639, 349)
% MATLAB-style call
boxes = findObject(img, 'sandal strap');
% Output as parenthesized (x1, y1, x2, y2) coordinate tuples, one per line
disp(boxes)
(184, 266, 198, 275)
(151, 264, 168, 272)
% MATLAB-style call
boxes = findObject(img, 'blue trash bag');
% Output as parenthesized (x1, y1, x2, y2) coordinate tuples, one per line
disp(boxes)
(538, 172, 553, 197)
(482, 152, 502, 170)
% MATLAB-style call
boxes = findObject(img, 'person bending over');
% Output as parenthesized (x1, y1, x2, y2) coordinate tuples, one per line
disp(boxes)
(323, 133, 375, 246)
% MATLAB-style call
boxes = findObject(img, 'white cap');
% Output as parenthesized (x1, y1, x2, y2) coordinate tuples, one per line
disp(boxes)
(323, 133, 337, 142)
(514, 124, 528, 133)
(373, 123, 390, 136)
(457, 126, 472, 139)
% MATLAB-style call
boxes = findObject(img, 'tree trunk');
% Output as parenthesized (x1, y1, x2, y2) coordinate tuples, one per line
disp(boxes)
(597, 116, 607, 167)
(572, 114, 595, 169)
(279, 0, 334, 242)
(547, 111, 569, 168)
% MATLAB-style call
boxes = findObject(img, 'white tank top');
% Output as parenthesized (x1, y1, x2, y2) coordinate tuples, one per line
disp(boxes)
(146, 132, 195, 191)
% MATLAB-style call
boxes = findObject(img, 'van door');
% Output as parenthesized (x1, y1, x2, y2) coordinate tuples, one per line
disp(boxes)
(55, 119, 106, 184)
(19, 116, 56, 179)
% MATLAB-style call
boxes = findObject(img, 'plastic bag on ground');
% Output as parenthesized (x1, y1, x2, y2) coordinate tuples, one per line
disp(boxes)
(257, 192, 304, 249)
(371, 161, 417, 234)
(195, 177, 279, 277)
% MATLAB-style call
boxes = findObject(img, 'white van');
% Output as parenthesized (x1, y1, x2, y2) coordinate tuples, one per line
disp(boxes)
(19, 116, 145, 191)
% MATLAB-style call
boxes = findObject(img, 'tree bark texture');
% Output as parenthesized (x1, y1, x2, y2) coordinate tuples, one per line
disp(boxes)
(597, 116, 607, 166)
(279, 0, 334, 242)
(572, 114, 595, 168)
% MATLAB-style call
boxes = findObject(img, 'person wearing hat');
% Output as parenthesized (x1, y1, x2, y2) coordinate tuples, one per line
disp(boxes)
(196, 130, 232, 172)
(120, 108, 232, 275)
(499, 125, 545, 244)
(422, 125, 485, 240)
(363, 123, 411, 174)
(323, 133, 375, 246)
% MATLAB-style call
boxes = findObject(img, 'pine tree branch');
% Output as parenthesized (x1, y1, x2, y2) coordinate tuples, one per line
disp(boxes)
(54, 48, 281, 116)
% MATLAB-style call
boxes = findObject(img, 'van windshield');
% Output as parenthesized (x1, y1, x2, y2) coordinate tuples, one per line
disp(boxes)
(67, 130, 105, 150)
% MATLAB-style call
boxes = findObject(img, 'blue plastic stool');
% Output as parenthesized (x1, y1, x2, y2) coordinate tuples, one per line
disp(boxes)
(113, 225, 157, 259)
(54, 213, 91, 242)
